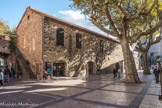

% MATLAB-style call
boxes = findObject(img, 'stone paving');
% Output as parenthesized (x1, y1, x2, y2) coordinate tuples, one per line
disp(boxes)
(0, 71, 162, 108)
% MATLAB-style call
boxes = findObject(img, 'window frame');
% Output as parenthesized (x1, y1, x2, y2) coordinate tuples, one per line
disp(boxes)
(56, 28, 64, 46)
(76, 33, 82, 49)
(100, 40, 104, 52)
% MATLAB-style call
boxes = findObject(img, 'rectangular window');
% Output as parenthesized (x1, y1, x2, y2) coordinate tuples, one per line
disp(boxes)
(100, 40, 104, 52)
(56, 28, 64, 46)
(76, 33, 82, 49)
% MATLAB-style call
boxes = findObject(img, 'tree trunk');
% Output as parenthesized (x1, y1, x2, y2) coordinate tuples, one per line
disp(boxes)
(141, 52, 151, 74)
(120, 38, 141, 83)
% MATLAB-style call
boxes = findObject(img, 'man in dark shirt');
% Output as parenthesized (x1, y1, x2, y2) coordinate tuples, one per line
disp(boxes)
(4, 66, 11, 83)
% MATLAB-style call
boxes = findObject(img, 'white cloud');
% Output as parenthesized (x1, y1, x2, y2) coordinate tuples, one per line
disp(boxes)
(55, 10, 109, 36)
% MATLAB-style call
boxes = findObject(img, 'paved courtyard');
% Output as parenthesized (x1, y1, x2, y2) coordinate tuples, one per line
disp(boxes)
(0, 72, 162, 108)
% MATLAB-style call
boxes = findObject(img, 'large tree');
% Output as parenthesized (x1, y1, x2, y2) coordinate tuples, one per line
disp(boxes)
(136, 29, 162, 74)
(71, 0, 162, 83)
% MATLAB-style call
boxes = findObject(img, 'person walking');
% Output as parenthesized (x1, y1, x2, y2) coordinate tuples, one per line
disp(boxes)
(116, 63, 121, 78)
(113, 68, 117, 78)
(153, 66, 158, 76)
(1, 66, 4, 73)
(11, 66, 16, 78)
(0, 66, 5, 85)
(43, 69, 47, 81)
(4, 66, 11, 83)
(0, 69, 4, 88)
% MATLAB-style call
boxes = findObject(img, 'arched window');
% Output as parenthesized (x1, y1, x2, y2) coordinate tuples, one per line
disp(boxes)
(76, 33, 82, 49)
(56, 28, 64, 46)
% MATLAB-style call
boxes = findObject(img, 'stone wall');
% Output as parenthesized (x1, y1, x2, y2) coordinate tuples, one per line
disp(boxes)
(42, 17, 124, 77)
(17, 8, 43, 77)
(17, 7, 124, 78)
(0, 40, 10, 54)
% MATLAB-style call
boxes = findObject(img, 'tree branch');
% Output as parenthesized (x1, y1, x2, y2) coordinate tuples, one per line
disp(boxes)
(127, 0, 147, 20)
(136, 42, 146, 52)
(91, 17, 117, 37)
(145, 35, 161, 51)
(132, 21, 162, 42)
(151, 36, 162, 45)
(90, 0, 117, 37)
(118, 0, 127, 16)
(102, 0, 121, 37)
(140, 0, 158, 15)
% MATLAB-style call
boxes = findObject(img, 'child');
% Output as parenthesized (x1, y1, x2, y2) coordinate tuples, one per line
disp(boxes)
(0, 69, 4, 88)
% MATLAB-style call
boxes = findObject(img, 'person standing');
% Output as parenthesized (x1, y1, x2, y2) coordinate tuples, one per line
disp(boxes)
(11, 66, 16, 78)
(113, 68, 117, 78)
(1, 66, 4, 73)
(4, 66, 11, 83)
(154, 66, 158, 76)
(43, 69, 47, 81)
(0, 69, 4, 88)
(116, 63, 121, 78)
(47, 67, 51, 79)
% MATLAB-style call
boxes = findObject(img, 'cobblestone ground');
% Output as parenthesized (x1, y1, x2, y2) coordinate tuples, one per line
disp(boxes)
(0, 71, 162, 108)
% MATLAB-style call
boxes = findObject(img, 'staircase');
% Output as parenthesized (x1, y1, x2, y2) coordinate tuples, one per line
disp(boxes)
(16, 48, 37, 79)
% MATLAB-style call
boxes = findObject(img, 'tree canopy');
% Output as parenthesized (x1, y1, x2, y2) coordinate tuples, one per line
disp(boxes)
(71, 0, 162, 83)
(0, 18, 10, 34)
(71, 0, 162, 43)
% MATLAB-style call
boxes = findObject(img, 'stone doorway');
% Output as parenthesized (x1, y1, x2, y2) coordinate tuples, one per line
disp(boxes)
(53, 60, 65, 77)
(88, 61, 96, 75)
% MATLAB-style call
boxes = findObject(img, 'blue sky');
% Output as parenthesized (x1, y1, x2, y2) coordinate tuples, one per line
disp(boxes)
(0, 0, 73, 27)
(0, 0, 107, 35)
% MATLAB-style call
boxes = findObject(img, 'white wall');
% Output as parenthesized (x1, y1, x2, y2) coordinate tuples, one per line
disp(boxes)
(148, 40, 161, 57)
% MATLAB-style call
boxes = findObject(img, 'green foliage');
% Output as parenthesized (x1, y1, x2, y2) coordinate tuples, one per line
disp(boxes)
(0, 18, 10, 34)
(71, 0, 162, 39)
(8, 36, 16, 54)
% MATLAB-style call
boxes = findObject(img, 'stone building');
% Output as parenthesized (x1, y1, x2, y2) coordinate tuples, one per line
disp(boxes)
(17, 7, 123, 79)
(0, 34, 10, 41)
(0, 35, 11, 68)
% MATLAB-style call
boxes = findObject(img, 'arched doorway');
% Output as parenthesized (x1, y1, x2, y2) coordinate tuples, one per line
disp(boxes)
(87, 61, 96, 75)
(0, 54, 8, 67)
(0, 57, 4, 66)
(53, 60, 65, 77)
